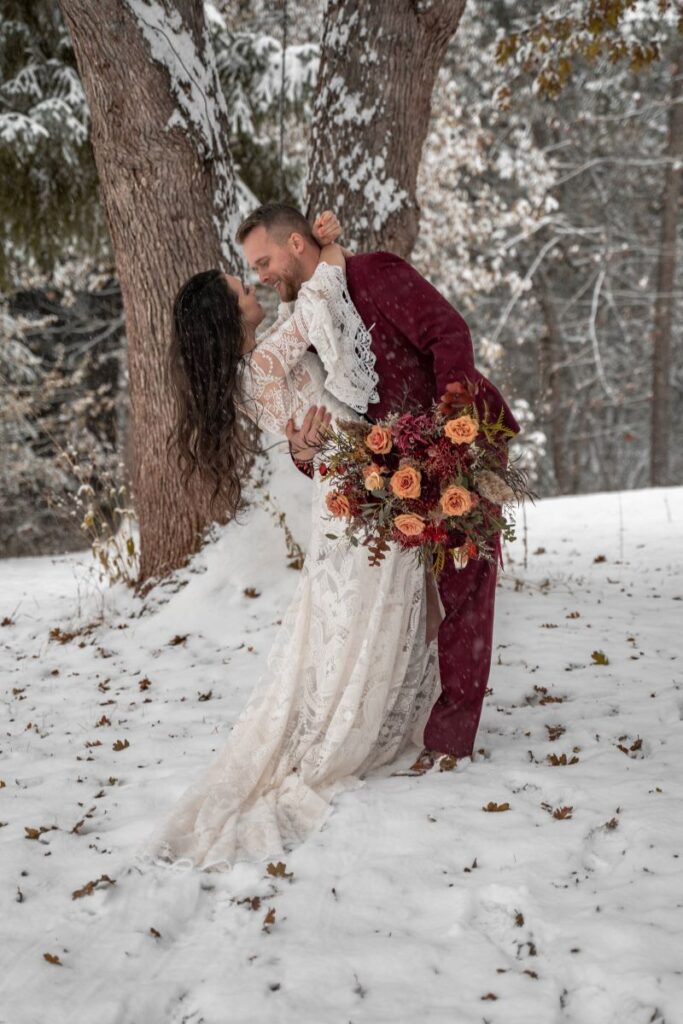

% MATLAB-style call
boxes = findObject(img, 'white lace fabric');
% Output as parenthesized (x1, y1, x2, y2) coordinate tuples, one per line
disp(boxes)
(288, 261, 379, 414)
(138, 261, 436, 872)
(238, 312, 318, 436)
(140, 505, 439, 871)
(239, 261, 378, 433)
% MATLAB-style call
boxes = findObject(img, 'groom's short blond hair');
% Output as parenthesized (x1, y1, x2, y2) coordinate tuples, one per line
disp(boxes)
(236, 203, 316, 245)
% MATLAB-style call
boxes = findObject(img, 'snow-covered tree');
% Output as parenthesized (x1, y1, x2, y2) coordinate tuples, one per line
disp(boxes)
(4, 0, 681, 564)
(209, 4, 319, 206)
(0, 2, 320, 290)
(0, 0, 321, 562)
(414, 0, 683, 495)
(495, 0, 682, 98)
(57, 0, 245, 582)
(306, 0, 467, 256)
(650, 38, 683, 486)
(0, 1, 106, 287)
(0, 270, 126, 556)
(496, 0, 683, 488)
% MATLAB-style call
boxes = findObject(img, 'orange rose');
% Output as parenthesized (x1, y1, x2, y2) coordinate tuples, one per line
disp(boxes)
(365, 425, 392, 455)
(390, 464, 421, 499)
(444, 415, 479, 445)
(440, 484, 473, 517)
(394, 513, 426, 538)
(326, 491, 351, 517)
(363, 463, 385, 491)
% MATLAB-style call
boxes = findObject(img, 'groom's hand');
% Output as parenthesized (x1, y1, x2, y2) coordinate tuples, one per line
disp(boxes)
(286, 405, 332, 463)
(312, 211, 342, 246)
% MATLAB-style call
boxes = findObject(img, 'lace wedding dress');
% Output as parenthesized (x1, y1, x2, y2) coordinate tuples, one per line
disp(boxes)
(140, 263, 440, 872)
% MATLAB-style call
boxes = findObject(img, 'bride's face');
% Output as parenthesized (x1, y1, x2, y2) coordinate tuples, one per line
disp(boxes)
(225, 274, 265, 335)
(242, 225, 306, 302)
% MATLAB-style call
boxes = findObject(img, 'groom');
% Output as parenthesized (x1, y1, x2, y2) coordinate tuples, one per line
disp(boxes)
(236, 203, 519, 768)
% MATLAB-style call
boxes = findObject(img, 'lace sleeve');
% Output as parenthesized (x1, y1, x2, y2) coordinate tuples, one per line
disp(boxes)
(239, 260, 377, 434)
(239, 359, 307, 439)
(239, 304, 315, 436)
(291, 262, 379, 414)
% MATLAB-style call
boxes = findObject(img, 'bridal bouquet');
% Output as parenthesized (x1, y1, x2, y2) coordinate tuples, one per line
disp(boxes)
(319, 380, 531, 574)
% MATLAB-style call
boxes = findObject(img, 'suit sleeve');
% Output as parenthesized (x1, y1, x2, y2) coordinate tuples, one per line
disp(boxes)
(367, 254, 475, 398)
(367, 253, 519, 434)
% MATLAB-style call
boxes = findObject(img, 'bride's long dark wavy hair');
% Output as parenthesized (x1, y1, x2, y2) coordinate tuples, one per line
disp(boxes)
(168, 269, 258, 517)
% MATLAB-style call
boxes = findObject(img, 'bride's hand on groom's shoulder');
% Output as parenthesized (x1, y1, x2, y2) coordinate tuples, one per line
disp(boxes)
(312, 210, 342, 246)
(286, 405, 332, 463)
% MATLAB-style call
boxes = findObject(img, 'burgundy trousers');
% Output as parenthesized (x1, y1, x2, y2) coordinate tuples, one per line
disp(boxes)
(423, 553, 498, 758)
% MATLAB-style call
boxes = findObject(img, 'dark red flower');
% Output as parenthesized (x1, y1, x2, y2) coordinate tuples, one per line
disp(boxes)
(424, 521, 449, 544)
(391, 527, 424, 549)
(391, 413, 434, 454)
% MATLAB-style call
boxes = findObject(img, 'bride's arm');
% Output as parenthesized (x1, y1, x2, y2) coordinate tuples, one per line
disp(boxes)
(249, 254, 348, 384)
(240, 339, 309, 437)
(241, 253, 353, 438)
(240, 350, 330, 461)
(241, 265, 338, 435)
(318, 242, 346, 274)
(313, 211, 351, 269)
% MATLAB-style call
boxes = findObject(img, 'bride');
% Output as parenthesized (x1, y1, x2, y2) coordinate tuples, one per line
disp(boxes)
(141, 221, 441, 872)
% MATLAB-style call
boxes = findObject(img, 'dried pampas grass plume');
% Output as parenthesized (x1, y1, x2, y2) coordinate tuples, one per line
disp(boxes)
(475, 469, 516, 505)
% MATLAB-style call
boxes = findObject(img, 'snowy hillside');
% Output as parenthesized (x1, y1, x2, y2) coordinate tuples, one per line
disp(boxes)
(1, 457, 682, 1024)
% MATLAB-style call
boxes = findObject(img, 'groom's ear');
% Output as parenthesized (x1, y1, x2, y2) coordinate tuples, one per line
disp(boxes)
(288, 232, 307, 255)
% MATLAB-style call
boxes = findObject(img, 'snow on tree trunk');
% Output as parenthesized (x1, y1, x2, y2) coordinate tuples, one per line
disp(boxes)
(306, 0, 467, 258)
(650, 41, 683, 488)
(57, 0, 243, 583)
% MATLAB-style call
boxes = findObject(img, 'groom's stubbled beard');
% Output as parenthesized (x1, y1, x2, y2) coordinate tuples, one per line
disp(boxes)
(274, 253, 305, 302)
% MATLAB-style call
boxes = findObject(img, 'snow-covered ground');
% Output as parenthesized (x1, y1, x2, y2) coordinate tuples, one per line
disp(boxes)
(1, 459, 682, 1024)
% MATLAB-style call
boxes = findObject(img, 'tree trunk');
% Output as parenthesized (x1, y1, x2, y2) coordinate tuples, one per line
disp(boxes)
(536, 269, 573, 494)
(651, 42, 683, 487)
(57, 0, 242, 582)
(306, 0, 467, 257)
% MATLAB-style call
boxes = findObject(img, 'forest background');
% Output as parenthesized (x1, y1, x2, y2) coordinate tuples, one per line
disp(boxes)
(1, 0, 680, 580)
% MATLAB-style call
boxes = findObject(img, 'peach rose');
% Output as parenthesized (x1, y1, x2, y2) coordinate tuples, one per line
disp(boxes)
(390, 464, 422, 499)
(365, 425, 392, 455)
(444, 415, 479, 445)
(394, 513, 426, 538)
(363, 463, 385, 491)
(326, 491, 351, 518)
(440, 484, 474, 517)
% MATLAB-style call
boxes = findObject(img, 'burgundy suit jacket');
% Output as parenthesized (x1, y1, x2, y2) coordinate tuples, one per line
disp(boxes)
(345, 251, 519, 432)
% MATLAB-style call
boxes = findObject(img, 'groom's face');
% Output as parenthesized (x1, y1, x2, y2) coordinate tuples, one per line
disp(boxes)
(242, 225, 306, 303)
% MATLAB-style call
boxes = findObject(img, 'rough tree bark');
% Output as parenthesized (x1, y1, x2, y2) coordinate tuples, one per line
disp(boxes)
(536, 269, 573, 494)
(650, 42, 683, 487)
(57, 0, 243, 582)
(306, 0, 467, 257)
